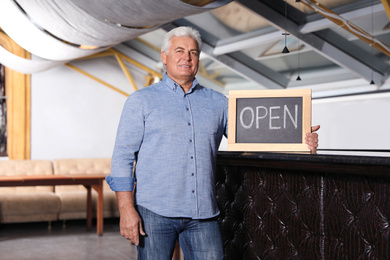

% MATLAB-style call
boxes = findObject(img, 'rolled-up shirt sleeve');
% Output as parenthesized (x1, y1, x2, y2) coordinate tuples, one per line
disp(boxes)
(106, 175, 135, 191)
(107, 92, 144, 192)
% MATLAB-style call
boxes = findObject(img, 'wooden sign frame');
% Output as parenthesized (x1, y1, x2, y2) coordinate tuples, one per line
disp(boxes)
(228, 89, 312, 152)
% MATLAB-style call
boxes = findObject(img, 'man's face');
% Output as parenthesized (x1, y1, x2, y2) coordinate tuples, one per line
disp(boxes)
(161, 36, 199, 84)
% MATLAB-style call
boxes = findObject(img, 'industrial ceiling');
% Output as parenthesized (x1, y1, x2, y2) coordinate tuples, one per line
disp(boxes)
(0, 0, 389, 98)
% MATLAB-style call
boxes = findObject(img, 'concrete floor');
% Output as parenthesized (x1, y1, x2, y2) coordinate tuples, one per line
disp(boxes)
(0, 219, 137, 260)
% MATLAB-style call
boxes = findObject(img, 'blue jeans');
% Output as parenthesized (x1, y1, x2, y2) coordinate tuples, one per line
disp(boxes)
(136, 205, 224, 260)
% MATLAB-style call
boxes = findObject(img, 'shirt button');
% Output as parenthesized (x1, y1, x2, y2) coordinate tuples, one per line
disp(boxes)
(191, 156, 193, 159)
(191, 173, 194, 176)
(186, 108, 189, 111)
(188, 123, 191, 126)
(192, 190, 195, 193)
(189, 139, 192, 142)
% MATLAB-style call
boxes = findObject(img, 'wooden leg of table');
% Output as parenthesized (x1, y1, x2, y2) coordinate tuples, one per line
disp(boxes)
(86, 185, 92, 230)
(92, 181, 104, 236)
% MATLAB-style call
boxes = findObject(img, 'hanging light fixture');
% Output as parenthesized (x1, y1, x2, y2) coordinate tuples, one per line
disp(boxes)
(296, 38, 302, 80)
(282, 42, 290, 53)
(370, 69, 375, 84)
(296, 0, 302, 80)
(370, 0, 375, 85)
(282, 0, 290, 53)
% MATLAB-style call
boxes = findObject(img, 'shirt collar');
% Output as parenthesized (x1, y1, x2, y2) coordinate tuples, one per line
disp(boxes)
(162, 73, 199, 94)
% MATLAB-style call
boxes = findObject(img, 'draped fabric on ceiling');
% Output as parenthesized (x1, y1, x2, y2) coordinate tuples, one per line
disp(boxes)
(0, 0, 230, 159)
(0, 0, 231, 74)
(0, 32, 31, 159)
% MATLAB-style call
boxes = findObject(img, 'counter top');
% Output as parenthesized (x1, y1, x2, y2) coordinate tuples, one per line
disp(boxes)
(217, 151, 390, 176)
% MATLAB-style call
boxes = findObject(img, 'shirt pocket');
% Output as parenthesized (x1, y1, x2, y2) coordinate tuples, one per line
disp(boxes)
(195, 108, 221, 135)
(145, 107, 184, 135)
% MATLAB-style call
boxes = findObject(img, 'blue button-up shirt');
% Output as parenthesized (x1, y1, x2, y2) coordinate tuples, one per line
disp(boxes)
(107, 73, 228, 219)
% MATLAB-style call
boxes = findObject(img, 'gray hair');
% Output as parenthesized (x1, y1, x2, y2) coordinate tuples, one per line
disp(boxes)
(161, 26, 202, 55)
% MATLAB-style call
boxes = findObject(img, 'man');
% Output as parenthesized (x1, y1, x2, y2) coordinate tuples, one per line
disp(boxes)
(106, 26, 320, 260)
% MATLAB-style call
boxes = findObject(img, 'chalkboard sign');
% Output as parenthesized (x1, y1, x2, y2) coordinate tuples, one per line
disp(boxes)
(228, 89, 312, 152)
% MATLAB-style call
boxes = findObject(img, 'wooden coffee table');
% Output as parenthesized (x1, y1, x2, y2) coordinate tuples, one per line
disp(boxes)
(0, 174, 106, 236)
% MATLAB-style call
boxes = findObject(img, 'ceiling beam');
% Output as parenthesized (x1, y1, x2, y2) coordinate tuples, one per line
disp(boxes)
(300, 0, 390, 57)
(164, 20, 287, 89)
(300, 3, 385, 34)
(237, 0, 388, 86)
(213, 3, 387, 59)
(382, 0, 390, 20)
(201, 43, 286, 89)
(213, 28, 280, 56)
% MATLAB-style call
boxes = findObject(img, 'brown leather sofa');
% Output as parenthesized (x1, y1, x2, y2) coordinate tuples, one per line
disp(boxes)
(53, 158, 119, 221)
(0, 160, 61, 223)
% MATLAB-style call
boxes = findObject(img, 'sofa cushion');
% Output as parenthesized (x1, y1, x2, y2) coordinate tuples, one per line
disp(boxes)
(0, 160, 54, 193)
(52, 158, 119, 220)
(53, 158, 111, 192)
(56, 190, 119, 220)
(0, 192, 61, 223)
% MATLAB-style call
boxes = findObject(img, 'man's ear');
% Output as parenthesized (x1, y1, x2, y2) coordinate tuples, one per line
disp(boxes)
(161, 51, 167, 65)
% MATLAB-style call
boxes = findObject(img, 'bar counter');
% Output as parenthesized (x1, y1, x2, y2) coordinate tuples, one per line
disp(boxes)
(215, 151, 390, 260)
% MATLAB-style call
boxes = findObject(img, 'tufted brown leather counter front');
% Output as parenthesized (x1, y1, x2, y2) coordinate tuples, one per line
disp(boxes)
(216, 152, 390, 260)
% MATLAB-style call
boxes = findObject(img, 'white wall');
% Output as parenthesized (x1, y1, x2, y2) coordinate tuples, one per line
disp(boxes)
(312, 92, 390, 154)
(31, 57, 143, 160)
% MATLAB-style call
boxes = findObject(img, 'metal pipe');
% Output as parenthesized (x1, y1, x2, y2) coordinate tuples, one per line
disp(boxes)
(300, 0, 390, 57)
